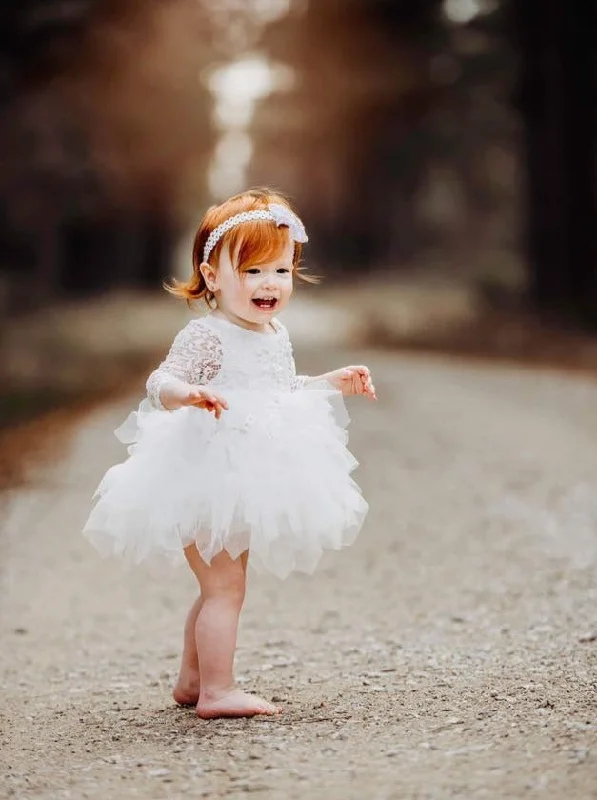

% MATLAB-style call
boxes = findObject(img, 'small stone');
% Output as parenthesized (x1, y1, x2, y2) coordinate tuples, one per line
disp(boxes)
(569, 748, 590, 764)
(578, 631, 597, 643)
(148, 768, 171, 778)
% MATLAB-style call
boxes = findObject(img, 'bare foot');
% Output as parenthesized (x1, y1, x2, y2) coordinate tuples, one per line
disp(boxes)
(196, 688, 279, 719)
(173, 672, 201, 706)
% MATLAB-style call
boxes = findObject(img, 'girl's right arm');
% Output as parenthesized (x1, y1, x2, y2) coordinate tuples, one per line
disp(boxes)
(146, 320, 227, 415)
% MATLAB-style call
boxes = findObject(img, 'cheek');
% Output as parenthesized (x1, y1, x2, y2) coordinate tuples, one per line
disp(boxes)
(223, 274, 256, 300)
(239, 275, 261, 295)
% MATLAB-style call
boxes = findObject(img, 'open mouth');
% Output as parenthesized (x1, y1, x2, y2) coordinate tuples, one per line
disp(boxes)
(252, 298, 278, 310)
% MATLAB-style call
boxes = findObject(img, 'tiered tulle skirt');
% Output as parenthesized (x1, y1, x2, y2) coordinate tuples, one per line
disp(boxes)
(83, 388, 368, 579)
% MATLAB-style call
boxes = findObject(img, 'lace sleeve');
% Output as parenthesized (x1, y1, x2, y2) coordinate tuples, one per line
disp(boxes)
(146, 320, 223, 410)
(290, 375, 308, 391)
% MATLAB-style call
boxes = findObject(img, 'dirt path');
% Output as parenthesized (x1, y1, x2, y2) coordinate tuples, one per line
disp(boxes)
(2, 346, 597, 799)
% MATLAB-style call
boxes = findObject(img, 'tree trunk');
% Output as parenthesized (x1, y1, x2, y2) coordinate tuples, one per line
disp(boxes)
(513, 0, 597, 327)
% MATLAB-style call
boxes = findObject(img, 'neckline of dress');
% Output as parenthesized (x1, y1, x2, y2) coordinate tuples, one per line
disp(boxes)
(205, 311, 281, 338)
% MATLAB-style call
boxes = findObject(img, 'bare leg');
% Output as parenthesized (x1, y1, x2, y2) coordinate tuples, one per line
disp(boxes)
(172, 593, 203, 706)
(184, 544, 279, 719)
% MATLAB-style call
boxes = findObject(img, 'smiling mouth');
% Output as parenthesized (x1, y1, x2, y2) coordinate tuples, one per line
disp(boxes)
(252, 298, 278, 310)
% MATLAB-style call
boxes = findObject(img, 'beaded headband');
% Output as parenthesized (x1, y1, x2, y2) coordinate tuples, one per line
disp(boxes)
(203, 203, 308, 264)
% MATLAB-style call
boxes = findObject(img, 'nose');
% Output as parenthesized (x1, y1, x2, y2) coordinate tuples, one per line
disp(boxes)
(261, 272, 279, 290)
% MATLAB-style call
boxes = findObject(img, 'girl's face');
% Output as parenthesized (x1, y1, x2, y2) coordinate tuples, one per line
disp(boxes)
(207, 233, 295, 331)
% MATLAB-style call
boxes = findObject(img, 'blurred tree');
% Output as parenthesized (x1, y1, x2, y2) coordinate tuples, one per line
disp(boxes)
(0, 0, 214, 315)
(331, 0, 443, 268)
(511, 0, 597, 327)
(253, 0, 443, 271)
(254, 0, 519, 277)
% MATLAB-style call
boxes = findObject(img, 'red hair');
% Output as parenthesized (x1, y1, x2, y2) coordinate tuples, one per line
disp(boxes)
(166, 188, 316, 305)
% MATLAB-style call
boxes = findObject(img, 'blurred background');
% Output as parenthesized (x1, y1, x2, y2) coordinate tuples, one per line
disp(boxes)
(1, 0, 596, 438)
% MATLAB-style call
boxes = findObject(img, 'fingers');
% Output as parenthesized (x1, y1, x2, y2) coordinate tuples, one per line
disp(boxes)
(202, 399, 225, 419)
(345, 366, 377, 400)
(208, 392, 229, 419)
(362, 369, 376, 400)
(362, 376, 376, 400)
(187, 388, 229, 417)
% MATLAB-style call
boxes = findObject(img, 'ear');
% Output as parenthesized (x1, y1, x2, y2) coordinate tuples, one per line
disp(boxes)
(199, 261, 218, 292)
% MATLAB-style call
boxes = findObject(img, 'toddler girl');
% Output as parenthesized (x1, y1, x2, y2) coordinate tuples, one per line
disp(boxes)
(83, 188, 375, 718)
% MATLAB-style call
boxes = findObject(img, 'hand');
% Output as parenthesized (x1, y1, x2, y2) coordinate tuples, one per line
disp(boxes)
(325, 365, 376, 400)
(161, 381, 228, 417)
(182, 386, 228, 418)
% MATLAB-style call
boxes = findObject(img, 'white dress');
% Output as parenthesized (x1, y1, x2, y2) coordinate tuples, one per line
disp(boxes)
(83, 313, 368, 578)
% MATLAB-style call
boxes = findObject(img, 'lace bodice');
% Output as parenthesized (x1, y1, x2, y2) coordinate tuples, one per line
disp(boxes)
(146, 314, 307, 410)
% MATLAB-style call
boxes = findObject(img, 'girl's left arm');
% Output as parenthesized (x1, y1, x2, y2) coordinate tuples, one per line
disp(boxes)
(291, 367, 376, 400)
(301, 366, 376, 400)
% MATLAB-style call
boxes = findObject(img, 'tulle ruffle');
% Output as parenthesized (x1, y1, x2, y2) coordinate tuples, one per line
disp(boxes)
(83, 387, 368, 579)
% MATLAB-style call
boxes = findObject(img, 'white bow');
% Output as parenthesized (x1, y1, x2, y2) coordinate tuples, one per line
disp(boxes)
(268, 203, 308, 243)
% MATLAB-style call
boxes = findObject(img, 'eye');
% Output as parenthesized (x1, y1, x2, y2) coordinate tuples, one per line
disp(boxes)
(246, 268, 261, 275)
(277, 268, 291, 274)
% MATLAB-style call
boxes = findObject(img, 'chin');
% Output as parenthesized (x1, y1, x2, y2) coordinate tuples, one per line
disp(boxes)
(240, 310, 272, 327)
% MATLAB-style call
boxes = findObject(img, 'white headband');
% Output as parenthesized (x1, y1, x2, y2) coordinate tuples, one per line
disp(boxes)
(203, 203, 308, 264)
